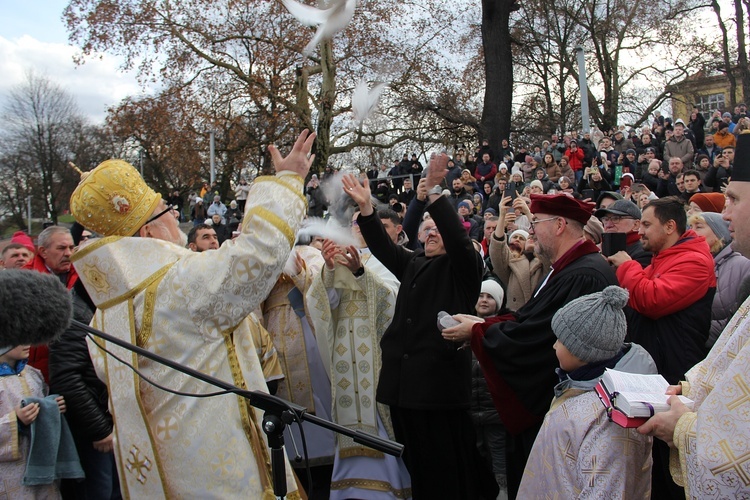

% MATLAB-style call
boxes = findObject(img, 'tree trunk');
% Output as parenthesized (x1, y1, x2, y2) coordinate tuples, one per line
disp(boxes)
(712, 0, 737, 107)
(315, 39, 336, 176)
(481, 0, 514, 153)
(735, 0, 750, 104)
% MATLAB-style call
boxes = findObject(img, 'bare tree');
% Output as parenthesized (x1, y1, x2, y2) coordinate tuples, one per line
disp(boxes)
(1, 72, 86, 223)
(64, 0, 467, 173)
(512, 0, 713, 132)
(0, 149, 41, 231)
(733, 0, 749, 104)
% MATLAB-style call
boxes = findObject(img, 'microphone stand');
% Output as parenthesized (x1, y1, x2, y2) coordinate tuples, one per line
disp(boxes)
(71, 319, 403, 498)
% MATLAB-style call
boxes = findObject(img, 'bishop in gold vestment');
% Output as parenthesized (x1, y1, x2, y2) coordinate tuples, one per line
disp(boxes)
(68, 131, 315, 499)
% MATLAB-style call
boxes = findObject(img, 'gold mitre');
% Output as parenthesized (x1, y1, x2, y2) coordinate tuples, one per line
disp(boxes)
(70, 159, 161, 236)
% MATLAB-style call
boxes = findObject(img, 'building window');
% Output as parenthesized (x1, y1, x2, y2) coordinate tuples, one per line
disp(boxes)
(696, 93, 726, 120)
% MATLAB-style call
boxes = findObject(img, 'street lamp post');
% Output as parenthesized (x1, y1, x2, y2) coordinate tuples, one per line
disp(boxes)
(210, 130, 216, 186)
(575, 46, 591, 134)
(27, 196, 31, 235)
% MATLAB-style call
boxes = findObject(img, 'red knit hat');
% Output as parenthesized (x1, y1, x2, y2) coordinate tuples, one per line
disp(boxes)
(11, 231, 35, 252)
(690, 192, 725, 213)
(529, 194, 595, 225)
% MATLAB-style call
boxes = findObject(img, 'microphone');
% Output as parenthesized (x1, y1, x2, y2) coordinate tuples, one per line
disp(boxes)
(0, 270, 73, 347)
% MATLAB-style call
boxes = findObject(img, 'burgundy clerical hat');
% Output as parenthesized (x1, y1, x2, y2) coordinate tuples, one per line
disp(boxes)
(529, 194, 595, 225)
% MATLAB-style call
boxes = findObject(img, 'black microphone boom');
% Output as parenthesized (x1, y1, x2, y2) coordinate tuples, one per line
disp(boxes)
(70, 319, 403, 457)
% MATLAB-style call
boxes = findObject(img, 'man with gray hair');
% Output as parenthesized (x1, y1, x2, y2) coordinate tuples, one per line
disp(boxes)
(594, 199, 652, 267)
(23, 225, 77, 382)
(24, 226, 77, 287)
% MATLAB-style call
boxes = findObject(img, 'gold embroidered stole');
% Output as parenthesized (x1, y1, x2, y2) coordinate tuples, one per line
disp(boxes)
(92, 297, 169, 498)
(221, 329, 278, 500)
(307, 255, 398, 458)
(262, 277, 316, 411)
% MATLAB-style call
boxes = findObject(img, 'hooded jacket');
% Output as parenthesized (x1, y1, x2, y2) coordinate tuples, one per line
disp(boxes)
(663, 135, 695, 168)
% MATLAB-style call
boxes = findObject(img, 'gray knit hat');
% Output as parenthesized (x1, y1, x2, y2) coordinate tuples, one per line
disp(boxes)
(701, 212, 731, 244)
(552, 286, 629, 363)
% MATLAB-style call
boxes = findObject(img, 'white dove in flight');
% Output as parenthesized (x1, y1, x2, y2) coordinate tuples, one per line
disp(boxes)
(281, 0, 357, 56)
(352, 79, 387, 128)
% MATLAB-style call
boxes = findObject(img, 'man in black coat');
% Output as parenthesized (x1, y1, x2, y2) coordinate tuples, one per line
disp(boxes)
(342, 155, 497, 500)
(49, 281, 121, 499)
(443, 194, 618, 498)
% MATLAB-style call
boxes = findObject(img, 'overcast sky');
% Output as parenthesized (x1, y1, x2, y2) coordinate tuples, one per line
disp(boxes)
(0, 0, 143, 123)
(0, 0, 737, 128)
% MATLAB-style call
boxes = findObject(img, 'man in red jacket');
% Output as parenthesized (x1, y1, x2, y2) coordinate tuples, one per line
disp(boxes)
(23, 226, 78, 382)
(608, 196, 715, 499)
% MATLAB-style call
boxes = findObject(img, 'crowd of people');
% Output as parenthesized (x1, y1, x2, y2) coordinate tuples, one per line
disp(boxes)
(1, 108, 750, 500)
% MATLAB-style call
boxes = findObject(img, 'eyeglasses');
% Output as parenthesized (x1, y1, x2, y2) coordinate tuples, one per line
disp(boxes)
(146, 204, 177, 224)
(529, 216, 559, 230)
(422, 226, 440, 237)
(600, 215, 633, 224)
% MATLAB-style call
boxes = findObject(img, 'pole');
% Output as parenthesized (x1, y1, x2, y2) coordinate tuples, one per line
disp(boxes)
(576, 46, 591, 134)
(210, 130, 216, 186)
(26, 196, 32, 235)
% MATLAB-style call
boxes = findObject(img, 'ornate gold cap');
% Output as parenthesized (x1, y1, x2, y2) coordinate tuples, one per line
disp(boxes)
(70, 159, 161, 236)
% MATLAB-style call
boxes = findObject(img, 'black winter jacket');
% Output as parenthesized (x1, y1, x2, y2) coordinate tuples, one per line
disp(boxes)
(49, 286, 113, 443)
(360, 196, 483, 410)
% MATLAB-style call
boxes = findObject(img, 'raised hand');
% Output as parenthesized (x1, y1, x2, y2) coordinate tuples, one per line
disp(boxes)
(321, 239, 341, 270)
(339, 245, 363, 275)
(425, 153, 450, 189)
(342, 174, 373, 215)
(512, 196, 531, 215)
(269, 129, 317, 178)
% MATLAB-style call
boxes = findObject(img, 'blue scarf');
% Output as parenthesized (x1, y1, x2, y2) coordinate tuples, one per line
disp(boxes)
(0, 359, 28, 376)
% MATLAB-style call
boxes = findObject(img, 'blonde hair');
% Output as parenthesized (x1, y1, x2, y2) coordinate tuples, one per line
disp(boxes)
(688, 213, 726, 254)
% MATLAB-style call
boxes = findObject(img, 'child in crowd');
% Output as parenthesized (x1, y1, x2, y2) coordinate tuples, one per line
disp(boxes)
(0, 344, 70, 498)
(518, 286, 656, 498)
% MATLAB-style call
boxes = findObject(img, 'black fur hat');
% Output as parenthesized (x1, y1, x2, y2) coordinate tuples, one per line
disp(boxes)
(0, 270, 73, 350)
